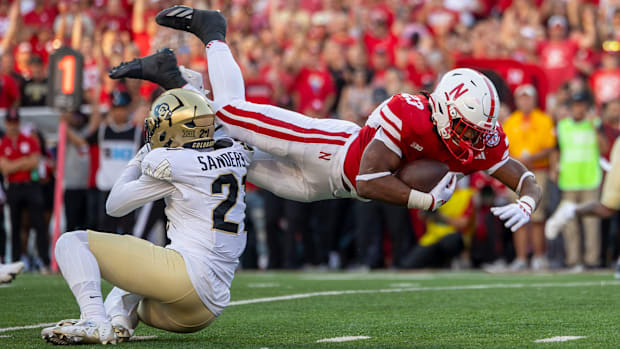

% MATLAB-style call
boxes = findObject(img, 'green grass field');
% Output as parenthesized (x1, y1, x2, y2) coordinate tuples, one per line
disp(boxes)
(2, 271, 620, 348)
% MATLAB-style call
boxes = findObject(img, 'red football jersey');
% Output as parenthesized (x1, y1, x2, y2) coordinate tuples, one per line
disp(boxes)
(343, 93, 509, 188)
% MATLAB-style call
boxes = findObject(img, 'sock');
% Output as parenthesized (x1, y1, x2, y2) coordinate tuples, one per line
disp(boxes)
(55, 231, 107, 323)
(104, 287, 142, 331)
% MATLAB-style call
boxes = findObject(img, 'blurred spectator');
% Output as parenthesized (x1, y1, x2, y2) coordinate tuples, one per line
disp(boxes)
(62, 111, 95, 231)
(93, 87, 141, 234)
(0, 53, 20, 108)
(337, 69, 373, 125)
(537, 15, 579, 93)
(0, 108, 49, 272)
(401, 185, 475, 269)
(590, 51, 620, 108)
(291, 50, 336, 116)
(554, 91, 602, 270)
(20, 56, 47, 106)
(503, 84, 556, 271)
(354, 199, 414, 269)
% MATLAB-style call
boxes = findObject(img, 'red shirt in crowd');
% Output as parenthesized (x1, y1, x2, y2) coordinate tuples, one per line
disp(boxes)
(363, 32, 398, 68)
(245, 77, 274, 105)
(23, 6, 56, 29)
(0, 74, 20, 108)
(292, 66, 335, 114)
(590, 68, 620, 107)
(537, 39, 579, 92)
(0, 132, 40, 183)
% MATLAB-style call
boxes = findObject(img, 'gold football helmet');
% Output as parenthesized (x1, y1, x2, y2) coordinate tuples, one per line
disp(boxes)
(145, 88, 215, 149)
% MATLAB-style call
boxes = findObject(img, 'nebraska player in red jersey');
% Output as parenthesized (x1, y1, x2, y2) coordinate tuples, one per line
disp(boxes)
(110, 6, 541, 232)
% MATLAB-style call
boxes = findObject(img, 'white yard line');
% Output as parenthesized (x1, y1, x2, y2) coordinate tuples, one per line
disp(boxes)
(129, 335, 158, 341)
(228, 280, 620, 306)
(2, 280, 619, 333)
(316, 336, 370, 343)
(247, 283, 280, 288)
(0, 323, 55, 333)
(535, 336, 586, 343)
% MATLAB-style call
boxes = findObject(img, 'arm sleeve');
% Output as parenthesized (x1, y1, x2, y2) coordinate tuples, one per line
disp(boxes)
(106, 165, 176, 217)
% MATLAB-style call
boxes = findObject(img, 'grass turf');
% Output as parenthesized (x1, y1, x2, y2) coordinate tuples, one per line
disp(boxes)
(1, 271, 620, 348)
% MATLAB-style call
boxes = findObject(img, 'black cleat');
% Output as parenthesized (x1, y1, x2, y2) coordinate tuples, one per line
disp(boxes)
(155, 6, 227, 45)
(108, 48, 187, 90)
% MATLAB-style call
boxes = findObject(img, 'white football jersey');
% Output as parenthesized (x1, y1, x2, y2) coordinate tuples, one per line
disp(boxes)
(140, 138, 253, 315)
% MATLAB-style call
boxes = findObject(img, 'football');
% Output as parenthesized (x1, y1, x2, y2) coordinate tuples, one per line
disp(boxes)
(397, 159, 450, 193)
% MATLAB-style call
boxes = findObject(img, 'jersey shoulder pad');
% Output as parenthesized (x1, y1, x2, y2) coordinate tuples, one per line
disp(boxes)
(141, 148, 175, 182)
(380, 93, 432, 142)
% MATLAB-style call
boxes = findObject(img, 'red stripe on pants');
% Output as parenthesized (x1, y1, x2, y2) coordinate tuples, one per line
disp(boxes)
(217, 111, 347, 145)
(222, 105, 353, 139)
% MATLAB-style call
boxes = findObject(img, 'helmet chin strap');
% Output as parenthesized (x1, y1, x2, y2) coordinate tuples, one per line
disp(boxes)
(460, 148, 473, 165)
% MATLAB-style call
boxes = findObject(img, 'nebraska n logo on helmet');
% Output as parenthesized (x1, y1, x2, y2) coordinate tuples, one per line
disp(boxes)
(429, 68, 500, 165)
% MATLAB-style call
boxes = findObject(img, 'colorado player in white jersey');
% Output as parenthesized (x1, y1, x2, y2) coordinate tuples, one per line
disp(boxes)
(110, 6, 542, 231)
(41, 88, 253, 344)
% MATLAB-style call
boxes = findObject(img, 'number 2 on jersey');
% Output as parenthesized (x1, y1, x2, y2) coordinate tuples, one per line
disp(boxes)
(211, 173, 245, 234)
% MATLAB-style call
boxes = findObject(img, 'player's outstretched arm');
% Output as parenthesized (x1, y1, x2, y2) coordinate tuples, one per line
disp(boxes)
(489, 157, 543, 232)
(356, 140, 455, 210)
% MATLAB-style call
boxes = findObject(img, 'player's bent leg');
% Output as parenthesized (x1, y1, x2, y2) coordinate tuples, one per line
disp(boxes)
(216, 100, 358, 201)
(104, 287, 142, 341)
(247, 150, 313, 202)
(87, 231, 216, 332)
(138, 292, 216, 333)
(43, 230, 116, 345)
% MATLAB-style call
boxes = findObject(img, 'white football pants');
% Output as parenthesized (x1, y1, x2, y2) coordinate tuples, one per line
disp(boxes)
(204, 41, 360, 202)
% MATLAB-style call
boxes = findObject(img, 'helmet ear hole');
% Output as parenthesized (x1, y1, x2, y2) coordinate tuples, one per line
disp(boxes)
(159, 131, 166, 142)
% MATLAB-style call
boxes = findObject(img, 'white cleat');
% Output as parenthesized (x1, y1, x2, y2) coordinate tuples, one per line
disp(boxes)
(110, 316, 134, 343)
(41, 319, 81, 342)
(42, 319, 117, 345)
(0, 261, 25, 283)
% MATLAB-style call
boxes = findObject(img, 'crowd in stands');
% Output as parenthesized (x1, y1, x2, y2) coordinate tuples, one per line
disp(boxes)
(1, 0, 620, 273)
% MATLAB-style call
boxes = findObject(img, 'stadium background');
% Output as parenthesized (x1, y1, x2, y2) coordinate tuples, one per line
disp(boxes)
(0, 0, 619, 274)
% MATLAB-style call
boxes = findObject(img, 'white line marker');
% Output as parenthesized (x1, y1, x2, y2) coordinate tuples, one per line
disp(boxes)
(2, 280, 619, 333)
(0, 323, 55, 333)
(300, 274, 435, 281)
(228, 280, 620, 306)
(317, 336, 370, 343)
(247, 283, 280, 288)
(129, 335, 158, 341)
(535, 336, 586, 343)
(389, 283, 419, 288)
(0, 335, 11, 338)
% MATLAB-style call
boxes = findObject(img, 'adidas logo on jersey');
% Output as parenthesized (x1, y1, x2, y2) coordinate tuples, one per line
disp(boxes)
(410, 142, 423, 151)
(474, 152, 486, 160)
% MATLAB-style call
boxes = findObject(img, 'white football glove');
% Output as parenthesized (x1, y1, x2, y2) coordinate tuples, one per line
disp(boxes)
(491, 196, 535, 232)
(544, 201, 577, 240)
(128, 144, 151, 168)
(428, 172, 457, 211)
